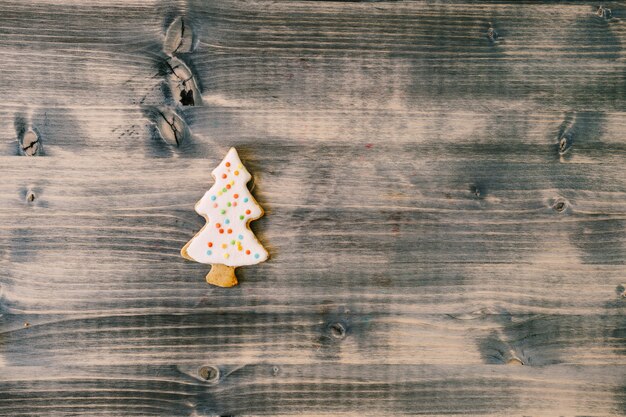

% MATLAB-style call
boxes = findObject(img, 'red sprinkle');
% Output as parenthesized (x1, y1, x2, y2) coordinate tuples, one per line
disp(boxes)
(219, 229, 224, 234)
(245, 209, 251, 215)
(227, 229, 232, 234)
(233, 202, 237, 207)
(246, 250, 251, 255)
(226, 184, 231, 189)
(207, 242, 213, 248)
(215, 223, 221, 228)
(221, 174, 227, 179)
(226, 162, 231, 167)
(233, 194, 239, 199)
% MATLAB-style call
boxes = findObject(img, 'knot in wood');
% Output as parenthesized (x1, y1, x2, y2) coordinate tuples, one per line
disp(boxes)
(154, 107, 188, 147)
(558, 133, 572, 155)
(329, 322, 347, 339)
(596, 6, 612, 20)
(487, 26, 498, 42)
(199, 365, 220, 382)
(552, 199, 567, 213)
(20, 130, 42, 156)
(163, 16, 194, 55)
(165, 56, 202, 107)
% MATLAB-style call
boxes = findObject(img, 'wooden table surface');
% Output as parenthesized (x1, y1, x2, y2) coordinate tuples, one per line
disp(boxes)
(1, 1, 625, 415)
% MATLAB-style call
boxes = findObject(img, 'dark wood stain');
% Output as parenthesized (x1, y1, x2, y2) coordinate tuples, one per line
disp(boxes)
(0, 0, 625, 415)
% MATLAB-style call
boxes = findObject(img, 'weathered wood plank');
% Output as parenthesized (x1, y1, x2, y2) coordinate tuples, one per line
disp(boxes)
(0, 1, 624, 111)
(3, 107, 626, 157)
(1, 311, 624, 366)
(0, 364, 625, 416)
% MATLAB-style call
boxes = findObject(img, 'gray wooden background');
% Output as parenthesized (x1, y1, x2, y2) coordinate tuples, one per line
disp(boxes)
(1, 0, 625, 415)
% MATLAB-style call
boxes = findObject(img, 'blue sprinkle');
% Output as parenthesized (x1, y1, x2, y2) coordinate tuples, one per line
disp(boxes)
(238, 234, 243, 240)
(243, 197, 249, 203)
(225, 219, 230, 224)
(210, 195, 216, 201)
(206, 250, 212, 256)
(254, 253, 260, 259)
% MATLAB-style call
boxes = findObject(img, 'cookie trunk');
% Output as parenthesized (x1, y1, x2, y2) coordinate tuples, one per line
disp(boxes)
(206, 264, 238, 287)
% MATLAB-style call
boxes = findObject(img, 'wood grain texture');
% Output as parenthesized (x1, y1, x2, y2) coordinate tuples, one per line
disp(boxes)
(1, 0, 625, 415)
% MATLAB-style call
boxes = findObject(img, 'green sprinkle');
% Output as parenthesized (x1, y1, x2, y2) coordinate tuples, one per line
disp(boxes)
(230, 240, 235, 245)
(239, 215, 244, 220)
(227, 202, 231, 207)
(221, 209, 226, 215)
(222, 188, 227, 193)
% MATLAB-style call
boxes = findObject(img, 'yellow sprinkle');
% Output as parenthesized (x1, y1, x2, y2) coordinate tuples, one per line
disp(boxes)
(218, 191, 222, 196)
(237, 246, 243, 251)
(230, 180, 235, 186)
(224, 253, 229, 259)
(237, 163, 242, 169)
(221, 243, 227, 249)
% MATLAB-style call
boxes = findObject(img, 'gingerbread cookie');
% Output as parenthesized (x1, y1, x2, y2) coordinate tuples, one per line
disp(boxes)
(181, 148, 268, 287)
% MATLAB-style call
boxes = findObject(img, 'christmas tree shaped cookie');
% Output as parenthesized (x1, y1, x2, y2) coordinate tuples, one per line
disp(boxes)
(181, 148, 268, 287)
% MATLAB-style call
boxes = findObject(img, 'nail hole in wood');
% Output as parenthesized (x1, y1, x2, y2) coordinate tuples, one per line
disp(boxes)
(199, 365, 220, 382)
(26, 192, 36, 203)
(329, 322, 346, 339)
(471, 185, 481, 198)
(272, 366, 280, 376)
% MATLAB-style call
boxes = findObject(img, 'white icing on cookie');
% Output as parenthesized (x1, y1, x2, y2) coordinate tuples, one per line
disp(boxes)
(184, 147, 269, 267)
